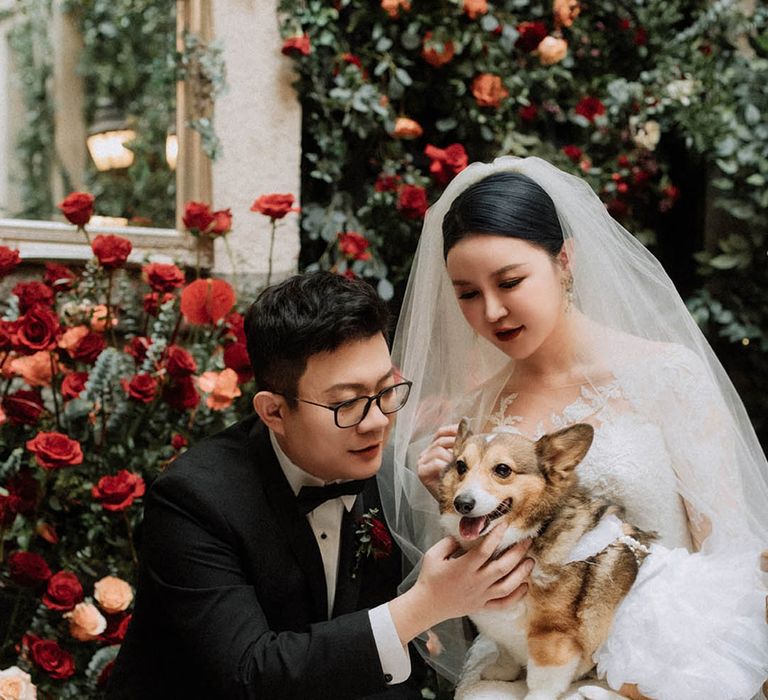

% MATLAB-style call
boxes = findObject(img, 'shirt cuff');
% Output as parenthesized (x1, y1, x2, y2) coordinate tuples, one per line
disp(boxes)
(368, 603, 411, 685)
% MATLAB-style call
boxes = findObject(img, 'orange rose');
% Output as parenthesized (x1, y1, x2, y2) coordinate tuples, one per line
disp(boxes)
(89, 304, 117, 333)
(196, 369, 241, 410)
(471, 74, 509, 108)
(463, 0, 488, 19)
(538, 36, 568, 65)
(422, 32, 455, 68)
(94, 575, 134, 613)
(10, 351, 54, 388)
(554, 0, 580, 28)
(392, 117, 423, 139)
(380, 0, 410, 18)
(66, 601, 106, 641)
(58, 325, 89, 353)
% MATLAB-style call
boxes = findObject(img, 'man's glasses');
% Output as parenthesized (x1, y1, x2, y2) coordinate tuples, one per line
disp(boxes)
(281, 380, 412, 428)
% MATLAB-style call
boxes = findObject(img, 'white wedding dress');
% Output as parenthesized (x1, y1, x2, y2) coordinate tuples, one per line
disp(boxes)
(454, 343, 768, 700)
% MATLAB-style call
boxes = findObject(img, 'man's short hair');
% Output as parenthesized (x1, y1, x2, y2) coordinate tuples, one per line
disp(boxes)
(244, 271, 391, 405)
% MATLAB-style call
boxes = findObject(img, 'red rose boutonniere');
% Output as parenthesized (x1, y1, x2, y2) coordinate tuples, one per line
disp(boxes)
(353, 507, 392, 578)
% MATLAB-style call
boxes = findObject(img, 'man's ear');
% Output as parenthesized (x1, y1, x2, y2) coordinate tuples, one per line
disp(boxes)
(253, 391, 288, 435)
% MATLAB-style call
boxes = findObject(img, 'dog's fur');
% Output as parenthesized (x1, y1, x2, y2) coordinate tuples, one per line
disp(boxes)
(440, 419, 655, 700)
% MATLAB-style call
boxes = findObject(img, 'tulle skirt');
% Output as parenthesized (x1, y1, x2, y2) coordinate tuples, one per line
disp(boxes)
(456, 545, 768, 700)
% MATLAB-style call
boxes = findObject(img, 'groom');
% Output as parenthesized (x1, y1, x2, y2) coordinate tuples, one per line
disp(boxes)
(107, 271, 532, 699)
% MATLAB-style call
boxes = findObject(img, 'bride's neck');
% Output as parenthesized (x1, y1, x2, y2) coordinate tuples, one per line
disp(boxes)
(513, 312, 596, 388)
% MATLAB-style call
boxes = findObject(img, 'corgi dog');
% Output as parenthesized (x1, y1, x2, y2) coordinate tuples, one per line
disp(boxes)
(440, 419, 656, 700)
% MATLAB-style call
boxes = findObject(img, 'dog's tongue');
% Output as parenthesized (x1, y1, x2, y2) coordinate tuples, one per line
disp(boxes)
(459, 516, 487, 540)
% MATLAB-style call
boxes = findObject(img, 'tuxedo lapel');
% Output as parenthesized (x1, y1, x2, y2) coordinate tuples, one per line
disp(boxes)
(252, 423, 328, 621)
(331, 494, 364, 617)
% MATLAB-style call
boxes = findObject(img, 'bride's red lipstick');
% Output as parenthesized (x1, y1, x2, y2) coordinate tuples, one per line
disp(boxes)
(495, 326, 523, 341)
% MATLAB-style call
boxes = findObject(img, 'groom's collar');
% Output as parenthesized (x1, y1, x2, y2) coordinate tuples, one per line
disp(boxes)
(269, 430, 357, 512)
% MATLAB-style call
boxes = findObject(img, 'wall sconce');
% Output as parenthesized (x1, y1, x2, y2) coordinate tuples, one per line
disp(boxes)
(86, 99, 136, 172)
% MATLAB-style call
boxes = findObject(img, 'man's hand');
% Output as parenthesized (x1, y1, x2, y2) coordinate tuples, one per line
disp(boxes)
(389, 523, 533, 645)
(417, 423, 459, 499)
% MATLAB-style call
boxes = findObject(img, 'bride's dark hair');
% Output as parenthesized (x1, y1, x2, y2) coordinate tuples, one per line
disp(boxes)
(442, 171, 564, 258)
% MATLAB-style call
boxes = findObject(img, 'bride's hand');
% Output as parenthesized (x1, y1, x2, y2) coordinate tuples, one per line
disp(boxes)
(618, 684, 652, 700)
(417, 423, 459, 499)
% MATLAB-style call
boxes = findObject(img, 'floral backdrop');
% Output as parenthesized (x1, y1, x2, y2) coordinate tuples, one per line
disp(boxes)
(279, 0, 768, 441)
(2, 0, 768, 697)
(0, 194, 295, 698)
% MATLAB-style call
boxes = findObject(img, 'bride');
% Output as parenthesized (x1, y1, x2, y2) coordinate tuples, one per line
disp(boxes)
(379, 156, 768, 699)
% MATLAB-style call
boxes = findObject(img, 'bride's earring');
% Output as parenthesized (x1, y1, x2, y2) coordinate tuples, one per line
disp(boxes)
(562, 273, 574, 312)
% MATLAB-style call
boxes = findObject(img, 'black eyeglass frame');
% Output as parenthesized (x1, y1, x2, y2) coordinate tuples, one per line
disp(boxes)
(276, 380, 413, 429)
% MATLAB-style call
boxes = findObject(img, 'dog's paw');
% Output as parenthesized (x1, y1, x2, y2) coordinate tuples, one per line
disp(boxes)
(481, 660, 521, 682)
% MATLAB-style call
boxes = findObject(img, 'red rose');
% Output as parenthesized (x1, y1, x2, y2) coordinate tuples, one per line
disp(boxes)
(13, 305, 60, 353)
(58, 192, 94, 227)
(142, 262, 185, 293)
(69, 330, 106, 364)
(421, 32, 455, 68)
(209, 209, 233, 236)
(370, 518, 393, 559)
(121, 373, 158, 403)
(43, 571, 84, 611)
(575, 96, 606, 122)
(61, 371, 88, 400)
(374, 174, 401, 193)
(180, 278, 236, 325)
(518, 103, 539, 124)
(26, 431, 84, 469)
(606, 198, 630, 218)
(225, 312, 246, 344)
(337, 231, 372, 261)
(397, 185, 429, 220)
(424, 143, 468, 186)
(125, 336, 152, 364)
(171, 433, 188, 450)
(165, 345, 197, 378)
(7, 550, 52, 586)
(162, 375, 200, 411)
(143, 292, 175, 316)
(43, 262, 76, 292)
(341, 52, 364, 71)
(2, 389, 45, 425)
(0, 246, 21, 276)
(182, 201, 215, 234)
(516, 21, 548, 52)
(250, 193, 300, 220)
(634, 27, 648, 45)
(13, 281, 54, 313)
(25, 635, 75, 679)
(562, 144, 583, 163)
(100, 612, 132, 644)
(281, 34, 311, 56)
(91, 234, 132, 270)
(223, 342, 253, 383)
(6, 469, 39, 514)
(92, 470, 146, 511)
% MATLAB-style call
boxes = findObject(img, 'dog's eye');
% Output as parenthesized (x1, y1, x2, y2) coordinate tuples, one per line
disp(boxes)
(455, 460, 468, 476)
(493, 463, 512, 478)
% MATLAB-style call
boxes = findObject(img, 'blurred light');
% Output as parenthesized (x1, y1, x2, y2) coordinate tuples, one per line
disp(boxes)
(87, 99, 135, 171)
(165, 133, 178, 170)
(742, 338, 750, 346)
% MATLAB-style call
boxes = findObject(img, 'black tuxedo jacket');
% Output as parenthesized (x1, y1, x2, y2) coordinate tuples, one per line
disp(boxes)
(107, 415, 423, 699)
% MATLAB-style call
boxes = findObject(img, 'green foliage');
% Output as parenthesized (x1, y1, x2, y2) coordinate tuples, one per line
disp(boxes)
(279, 0, 768, 440)
(6, 0, 57, 219)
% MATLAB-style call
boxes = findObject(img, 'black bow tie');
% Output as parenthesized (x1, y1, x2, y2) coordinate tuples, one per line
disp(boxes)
(296, 480, 366, 514)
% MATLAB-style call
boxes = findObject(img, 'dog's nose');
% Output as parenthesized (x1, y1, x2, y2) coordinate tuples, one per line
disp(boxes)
(454, 494, 475, 515)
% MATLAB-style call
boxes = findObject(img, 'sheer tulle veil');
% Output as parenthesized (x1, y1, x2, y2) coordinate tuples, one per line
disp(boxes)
(379, 155, 768, 682)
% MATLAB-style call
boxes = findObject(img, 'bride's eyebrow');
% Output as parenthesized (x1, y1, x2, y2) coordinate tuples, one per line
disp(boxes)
(493, 263, 525, 276)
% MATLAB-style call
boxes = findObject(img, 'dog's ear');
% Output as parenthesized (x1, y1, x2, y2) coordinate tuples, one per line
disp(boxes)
(454, 417, 473, 454)
(535, 424, 594, 481)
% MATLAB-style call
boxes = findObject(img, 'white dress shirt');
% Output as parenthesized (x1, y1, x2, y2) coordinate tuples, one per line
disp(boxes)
(269, 431, 410, 684)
